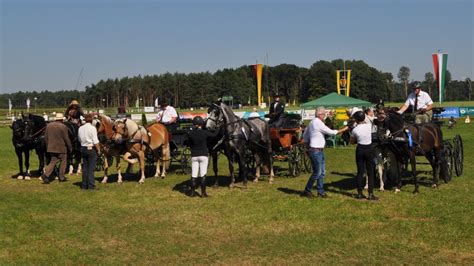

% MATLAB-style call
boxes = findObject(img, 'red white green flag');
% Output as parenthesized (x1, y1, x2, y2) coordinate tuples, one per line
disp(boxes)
(432, 53, 448, 103)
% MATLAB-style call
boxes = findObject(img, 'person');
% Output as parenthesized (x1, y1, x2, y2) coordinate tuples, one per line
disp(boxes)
(187, 116, 218, 197)
(156, 100, 178, 133)
(465, 115, 471, 124)
(398, 82, 433, 124)
(301, 107, 348, 198)
(350, 111, 378, 200)
(267, 93, 285, 127)
(447, 116, 456, 129)
(42, 113, 72, 184)
(78, 113, 101, 190)
(65, 99, 84, 126)
(248, 107, 261, 119)
(364, 107, 378, 140)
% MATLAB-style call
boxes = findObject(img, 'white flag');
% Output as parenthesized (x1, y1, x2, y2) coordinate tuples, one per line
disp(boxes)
(154, 97, 159, 108)
(26, 98, 31, 110)
(135, 98, 139, 108)
(8, 98, 12, 113)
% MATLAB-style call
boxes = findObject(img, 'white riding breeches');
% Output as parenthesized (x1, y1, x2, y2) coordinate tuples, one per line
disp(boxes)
(191, 156, 209, 178)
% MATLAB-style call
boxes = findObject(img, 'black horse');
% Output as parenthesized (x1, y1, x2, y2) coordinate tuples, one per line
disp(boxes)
(376, 108, 447, 193)
(10, 114, 47, 179)
(63, 121, 82, 175)
(206, 101, 274, 187)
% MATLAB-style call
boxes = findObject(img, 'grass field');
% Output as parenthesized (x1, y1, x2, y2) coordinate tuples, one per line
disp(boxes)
(0, 121, 473, 264)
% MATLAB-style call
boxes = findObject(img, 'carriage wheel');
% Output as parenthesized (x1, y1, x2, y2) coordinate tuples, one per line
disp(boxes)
(180, 147, 191, 174)
(384, 150, 398, 183)
(145, 149, 156, 176)
(298, 145, 311, 173)
(453, 135, 464, 176)
(245, 149, 255, 172)
(442, 144, 453, 183)
(95, 155, 104, 171)
(288, 145, 301, 177)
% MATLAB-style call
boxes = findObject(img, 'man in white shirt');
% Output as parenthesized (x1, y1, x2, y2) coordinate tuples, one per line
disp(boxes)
(78, 113, 101, 190)
(156, 100, 178, 132)
(398, 82, 433, 124)
(301, 107, 348, 198)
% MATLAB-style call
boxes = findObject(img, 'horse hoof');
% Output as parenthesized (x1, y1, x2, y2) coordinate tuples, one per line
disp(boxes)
(101, 180, 107, 184)
(17, 175, 24, 180)
(379, 188, 385, 192)
(253, 178, 259, 183)
(394, 188, 401, 193)
(432, 184, 438, 189)
(25, 176, 31, 181)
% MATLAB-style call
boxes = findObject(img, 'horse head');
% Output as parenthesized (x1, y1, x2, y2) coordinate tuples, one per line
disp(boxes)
(10, 119, 26, 146)
(206, 102, 224, 131)
(23, 114, 46, 142)
(95, 114, 114, 140)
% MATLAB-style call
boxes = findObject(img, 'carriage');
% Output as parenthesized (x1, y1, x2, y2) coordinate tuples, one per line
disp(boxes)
(145, 118, 193, 175)
(268, 113, 311, 177)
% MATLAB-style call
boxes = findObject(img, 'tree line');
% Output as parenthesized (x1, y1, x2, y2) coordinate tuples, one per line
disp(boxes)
(1, 59, 472, 110)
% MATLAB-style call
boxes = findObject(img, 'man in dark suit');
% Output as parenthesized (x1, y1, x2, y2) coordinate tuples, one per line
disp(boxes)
(42, 113, 72, 184)
(268, 93, 285, 127)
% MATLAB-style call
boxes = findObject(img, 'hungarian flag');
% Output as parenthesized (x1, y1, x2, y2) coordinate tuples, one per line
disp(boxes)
(432, 53, 448, 103)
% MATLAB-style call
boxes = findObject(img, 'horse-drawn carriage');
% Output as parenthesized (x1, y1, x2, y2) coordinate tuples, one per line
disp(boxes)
(375, 106, 464, 192)
(268, 113, 311, 177)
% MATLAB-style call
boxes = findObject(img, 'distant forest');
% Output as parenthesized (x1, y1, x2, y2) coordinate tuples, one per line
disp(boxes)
(1, 59, 472, 109)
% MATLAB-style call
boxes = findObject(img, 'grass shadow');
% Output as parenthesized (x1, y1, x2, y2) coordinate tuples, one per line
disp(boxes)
(277, 187, 302, 196)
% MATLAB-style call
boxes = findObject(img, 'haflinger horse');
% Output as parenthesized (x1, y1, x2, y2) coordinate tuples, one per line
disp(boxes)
(95, 115, 170, 183)
(376, 107, 447, 193)
(10, 114, 47, 180)
(206, 100, 274, 187)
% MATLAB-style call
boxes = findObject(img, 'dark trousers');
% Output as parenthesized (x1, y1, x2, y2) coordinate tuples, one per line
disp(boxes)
(44, 152, 67, 180)
(81, 147, 97, 189)
(356, 144, 375, 194)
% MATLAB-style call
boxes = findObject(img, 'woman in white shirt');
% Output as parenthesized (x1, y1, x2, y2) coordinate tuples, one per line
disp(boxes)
(350, 111, 378, 200)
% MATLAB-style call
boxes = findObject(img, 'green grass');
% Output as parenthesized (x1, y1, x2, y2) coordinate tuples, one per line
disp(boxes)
(0, 122, 473, 264)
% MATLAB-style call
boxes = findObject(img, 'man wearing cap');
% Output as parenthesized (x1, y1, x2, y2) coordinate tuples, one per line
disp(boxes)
(42, 113, 72, 184)
(78, 113, 101, 190)
(156, 100, 178, 133)
(268, 93, 285, 127)
(398, 82, 433, 124)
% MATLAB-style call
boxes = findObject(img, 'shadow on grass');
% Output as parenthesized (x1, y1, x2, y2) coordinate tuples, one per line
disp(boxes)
(277, 187, 302, 195)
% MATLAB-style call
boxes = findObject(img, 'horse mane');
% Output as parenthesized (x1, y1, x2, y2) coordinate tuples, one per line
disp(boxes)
(98, 114, 114, 139)
(219, 102, 239, 123)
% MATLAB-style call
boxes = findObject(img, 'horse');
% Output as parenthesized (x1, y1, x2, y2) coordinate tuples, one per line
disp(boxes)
(111, 118, 150, 183)
(146, 122, 171, 178)
(10, 115, 47, 180)
(376, 108, 447, 193)
(61, 120, 82, 175)
(206, 101, 274, 187)
(205, 124, 233, 186)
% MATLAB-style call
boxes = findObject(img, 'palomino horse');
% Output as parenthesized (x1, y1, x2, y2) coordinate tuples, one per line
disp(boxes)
(111, 118, 149, 183)
(10, 114, 47, 180)
(145, 122, 171, 178)
(206, 101, 274, 187)
(377, 108, 447, 193)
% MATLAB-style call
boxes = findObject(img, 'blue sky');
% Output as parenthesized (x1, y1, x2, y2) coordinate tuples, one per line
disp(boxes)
(1, 0, 473, 93)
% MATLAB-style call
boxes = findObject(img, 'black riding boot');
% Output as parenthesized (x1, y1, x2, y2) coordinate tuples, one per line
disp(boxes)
(190, 177, 197, 197)
(201, 176, 208, 198)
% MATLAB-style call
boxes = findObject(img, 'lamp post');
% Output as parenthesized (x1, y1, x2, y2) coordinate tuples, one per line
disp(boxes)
(34, 97, 38, 114)
(102, 98, 105, 109)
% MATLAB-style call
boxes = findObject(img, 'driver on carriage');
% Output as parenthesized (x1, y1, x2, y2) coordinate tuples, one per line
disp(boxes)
(397, 82, 433, 124)
(65, 99, 84, 126)
(156, 100, 178, 133)
(266, 93, 285, 127)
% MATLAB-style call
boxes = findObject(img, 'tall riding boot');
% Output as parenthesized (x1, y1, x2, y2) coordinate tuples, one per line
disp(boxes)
(201, 176, 208, 198)
(190, 177, 197, 197)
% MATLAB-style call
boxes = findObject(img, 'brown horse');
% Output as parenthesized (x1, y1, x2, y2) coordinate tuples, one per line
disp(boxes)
(377, 108, 447, 193)
(145, 122, 171, 178)
(94, 114, 129, 183)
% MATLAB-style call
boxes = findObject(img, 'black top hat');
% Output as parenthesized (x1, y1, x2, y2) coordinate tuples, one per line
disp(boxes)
(273, 93, 282, 98)
(160, 100, 169, 107)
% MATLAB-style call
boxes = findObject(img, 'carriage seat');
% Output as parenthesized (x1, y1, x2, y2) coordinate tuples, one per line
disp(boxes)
(270, 113, 302, 129)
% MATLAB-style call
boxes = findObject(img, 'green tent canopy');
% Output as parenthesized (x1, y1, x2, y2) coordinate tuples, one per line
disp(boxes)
(300, 92, 372, 109)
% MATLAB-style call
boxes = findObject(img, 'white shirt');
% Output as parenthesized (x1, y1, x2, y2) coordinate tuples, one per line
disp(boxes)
(156, 106, 178, 123)
(248, 112, 260, 118)
(303, 118, 338, 148)
(78, 123, 100, 147)
(405, 91, 433, 111)
(352, 123, 372, 145)
(364, 115, 377, 133)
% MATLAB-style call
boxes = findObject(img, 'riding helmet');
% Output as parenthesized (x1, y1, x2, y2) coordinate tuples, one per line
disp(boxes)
(192, 116, 204, 126)
(353, 111, 365, 123)
(412, 81, 422, 90)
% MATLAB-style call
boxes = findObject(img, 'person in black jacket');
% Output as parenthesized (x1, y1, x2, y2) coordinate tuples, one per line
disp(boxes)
(187, 116, 218, 197)
(267, 93, 285, 127)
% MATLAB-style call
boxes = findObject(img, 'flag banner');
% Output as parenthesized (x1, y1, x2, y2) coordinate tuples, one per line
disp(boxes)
(432, 53, 448, 103)
(26, 98, 31, 111)
(9, 98, 12, 113)
(336, 70, 351, 96)
(154, 98, 159, 108)
(252, 64, 263, 106)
